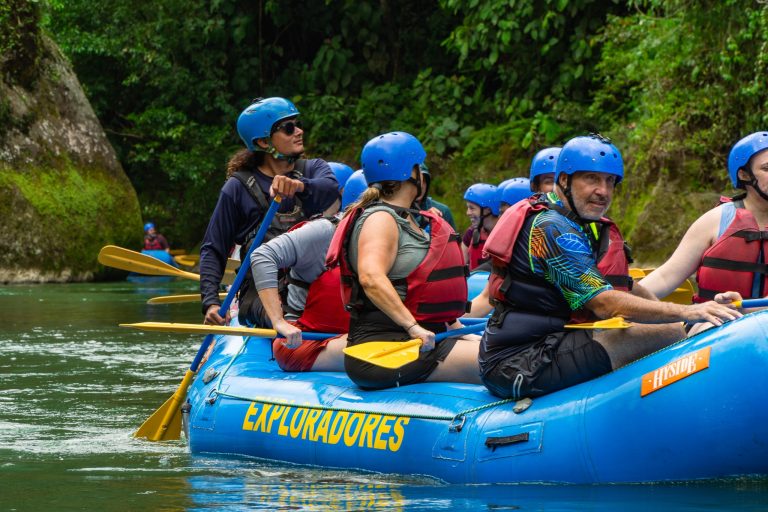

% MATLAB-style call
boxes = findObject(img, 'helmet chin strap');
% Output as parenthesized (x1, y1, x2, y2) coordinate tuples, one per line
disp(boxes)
(557, 175, 586, 221)
(254, 138, 300, 164)
(265, 143, 300, 164)
(406, 175, 423, 204)
(745, 169, 768, 202)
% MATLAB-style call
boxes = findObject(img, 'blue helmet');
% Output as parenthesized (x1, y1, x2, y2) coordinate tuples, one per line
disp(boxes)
(237, 97, 299, 151)
(529, 147, 561, 189)
(328, 162, 355, 191)
(143, 222, 155, 233)
(497, 177, 531, 206)
(341, 170, 368, 209)
(361, 132, 426, 184)
(556, 135, 623, 185)
(728, 131, 768, 189)
(464, 183, 500, 216)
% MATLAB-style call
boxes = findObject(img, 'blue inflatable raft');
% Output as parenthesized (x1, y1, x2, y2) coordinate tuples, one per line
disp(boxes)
(185, 309, 768, 484)
(127, 250, 177, 283)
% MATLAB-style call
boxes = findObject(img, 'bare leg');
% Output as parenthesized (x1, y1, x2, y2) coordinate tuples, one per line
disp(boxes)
(426, 337, 482, 384)
(309, 335, 347, 372)
(593, 323, 685, 369)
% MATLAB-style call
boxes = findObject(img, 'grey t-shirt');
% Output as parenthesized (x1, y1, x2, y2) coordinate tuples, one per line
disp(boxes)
(348, 204, 430, 300)
(250, 217, 336, 320)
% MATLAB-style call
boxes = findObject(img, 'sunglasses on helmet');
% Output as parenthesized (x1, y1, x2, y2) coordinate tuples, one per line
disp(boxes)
(272, 119, 303, 136)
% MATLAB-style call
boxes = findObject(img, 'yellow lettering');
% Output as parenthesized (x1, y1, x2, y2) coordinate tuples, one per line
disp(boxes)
(277, 405, 292, 436)
(312, 411, 332, 443)
(328, 411, 349, 444)
(289, 407, 308, 438)
(267, 405, 286, 434)
(388, 417, 410, 452)
(373, 415, 394, 450)
(242, 402, 260, 431)
(301, 409, 323, 440)
(253, 403, 272, 432)
(358, 414, 382, 448)
(343, 413, 365, 447)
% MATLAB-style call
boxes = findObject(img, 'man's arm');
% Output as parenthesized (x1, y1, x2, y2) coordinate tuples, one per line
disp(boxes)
(587, 288, 741, 326)
(295, 159, 339, 214)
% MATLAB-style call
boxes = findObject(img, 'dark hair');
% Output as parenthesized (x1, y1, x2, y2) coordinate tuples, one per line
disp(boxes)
(226, 148, 265, 177)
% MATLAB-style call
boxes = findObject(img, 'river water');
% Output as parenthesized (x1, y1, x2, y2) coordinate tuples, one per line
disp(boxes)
(2, 281, 768, 511)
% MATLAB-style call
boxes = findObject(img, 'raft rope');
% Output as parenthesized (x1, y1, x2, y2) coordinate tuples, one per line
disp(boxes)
(206, 336, 517, 427)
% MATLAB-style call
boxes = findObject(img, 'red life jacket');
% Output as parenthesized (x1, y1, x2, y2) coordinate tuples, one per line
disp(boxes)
(294, 266, 350, 333)
(281, 218, 350, 333)
(484, 196, 631, 322)
(468, 227, 490, 271)
(694, 198, 768, 302)
(144, 236, 164, 250)
(326, 204, 468, 324)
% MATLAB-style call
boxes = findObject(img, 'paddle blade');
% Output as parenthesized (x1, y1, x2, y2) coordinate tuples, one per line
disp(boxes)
(343, 339, 422, 369)
(565, 317, 632, 329)
(98, 245, 200, 280)
(134, 393, 184, 441)
(147, 292, 226, 305)
(120, 321, 278, 338)
(134, 368, 198, 441)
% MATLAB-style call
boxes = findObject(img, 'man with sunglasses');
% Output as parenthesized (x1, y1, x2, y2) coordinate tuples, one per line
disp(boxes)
(479, 134, 740, 400)
(200, 97, 339, 328)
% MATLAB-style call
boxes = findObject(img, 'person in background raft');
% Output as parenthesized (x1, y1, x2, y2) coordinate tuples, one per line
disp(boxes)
(143, 222, 170, 252)
(479, 134, 741, 400)
(414, 164, 457, 230)
(200, 97, 339, 327)
(326, 132, 481, 389)
(529, 147, 560, 193)
(641, 131, 768, 334)
(249, 170, 369, 372)
(463, 177, 534, 316)
(329, 162, 355, 194)
(497, 177, 531, 214)
(462, 183, 500, 271)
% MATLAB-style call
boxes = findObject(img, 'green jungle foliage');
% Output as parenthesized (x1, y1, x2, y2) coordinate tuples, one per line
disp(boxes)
(41, 0, 768, 261)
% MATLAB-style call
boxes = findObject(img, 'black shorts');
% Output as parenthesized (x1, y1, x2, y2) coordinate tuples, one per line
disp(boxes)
(481, 330, 612, 400)
(237, 277, 273, 328)
(345, 320, 458, 390)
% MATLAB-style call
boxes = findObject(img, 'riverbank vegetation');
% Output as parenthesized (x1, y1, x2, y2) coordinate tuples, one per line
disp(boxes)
(40, 0, 768, 262)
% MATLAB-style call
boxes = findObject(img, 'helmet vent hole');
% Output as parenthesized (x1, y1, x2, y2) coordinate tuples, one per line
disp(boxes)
(378, 159, 385, 165)
(600, 151, 606, 156)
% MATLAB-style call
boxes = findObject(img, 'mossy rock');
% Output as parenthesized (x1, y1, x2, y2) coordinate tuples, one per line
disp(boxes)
(0, 26, 141, 282)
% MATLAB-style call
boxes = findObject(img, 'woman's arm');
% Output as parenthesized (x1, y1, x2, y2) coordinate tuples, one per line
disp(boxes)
(640, 207, 720, 299)
(356, 211, 436, 349)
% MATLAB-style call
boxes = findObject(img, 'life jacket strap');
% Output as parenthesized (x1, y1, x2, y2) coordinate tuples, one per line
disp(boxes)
(702, 256, 768, 275)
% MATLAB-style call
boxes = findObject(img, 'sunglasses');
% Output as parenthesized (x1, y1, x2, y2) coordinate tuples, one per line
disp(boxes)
(272, 119, 303, 136)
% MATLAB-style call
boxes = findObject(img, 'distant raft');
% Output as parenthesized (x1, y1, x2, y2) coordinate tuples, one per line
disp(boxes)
(184, 304, 768, 485)
(127, 249, 177, 283)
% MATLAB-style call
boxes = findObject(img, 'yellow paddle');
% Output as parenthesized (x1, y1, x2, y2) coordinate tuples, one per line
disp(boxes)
(120, 321, 335, 340)
(98, 245, 201, 280)
(98, 245, 236, 283)
(564, 317, 633, 329)
(343, 316, 636, 370)
(133, 197, 281, 442)
(147, 292, 227, 305)
(343, 324, 486, 370)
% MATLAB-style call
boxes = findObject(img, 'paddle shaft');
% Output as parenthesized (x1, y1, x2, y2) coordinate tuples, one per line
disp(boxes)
(435, 323, 486, 341)
(738, 298, 768, 308)
(189, 196, 282, 372)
